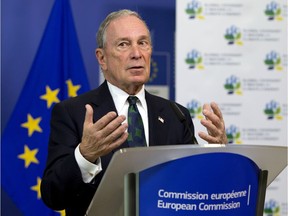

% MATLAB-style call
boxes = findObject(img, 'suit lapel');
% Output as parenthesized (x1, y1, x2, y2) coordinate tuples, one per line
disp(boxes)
(146, 91, 168, 146)
(89, 81, 117, 117)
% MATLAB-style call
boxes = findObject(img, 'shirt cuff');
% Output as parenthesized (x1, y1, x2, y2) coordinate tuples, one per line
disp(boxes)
(74, 145, 102, 183)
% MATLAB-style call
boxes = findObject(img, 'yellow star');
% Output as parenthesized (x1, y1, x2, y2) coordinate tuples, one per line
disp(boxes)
(56, 210, 66, 216)
(31, 177, 42, 199)
(66, 79, 81, 97)
(21, 114, 42, 137)
(40, 85, 60, 108)
(18, 145, 39, 168)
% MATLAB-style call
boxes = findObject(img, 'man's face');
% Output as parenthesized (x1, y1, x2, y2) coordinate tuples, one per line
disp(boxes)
(96, 15, 152, 94)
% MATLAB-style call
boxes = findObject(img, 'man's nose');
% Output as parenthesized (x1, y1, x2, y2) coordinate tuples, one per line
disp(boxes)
(130, 45, 142, 59)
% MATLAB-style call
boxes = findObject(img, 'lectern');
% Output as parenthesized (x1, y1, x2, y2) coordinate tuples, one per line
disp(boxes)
(85, 144, 287, 216)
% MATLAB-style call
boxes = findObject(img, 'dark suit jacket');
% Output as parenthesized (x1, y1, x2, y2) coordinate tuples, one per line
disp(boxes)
(41, 81, 196, 216)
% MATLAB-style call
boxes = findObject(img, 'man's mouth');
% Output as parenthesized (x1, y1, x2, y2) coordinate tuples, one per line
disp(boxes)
(128, 66, 144, 70)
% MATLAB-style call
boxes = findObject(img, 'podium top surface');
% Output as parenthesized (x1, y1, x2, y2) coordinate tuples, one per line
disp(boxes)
(86, 144, 287, 216)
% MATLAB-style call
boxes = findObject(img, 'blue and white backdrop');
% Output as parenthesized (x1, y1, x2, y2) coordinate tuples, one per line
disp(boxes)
(176, 1, 287, 215)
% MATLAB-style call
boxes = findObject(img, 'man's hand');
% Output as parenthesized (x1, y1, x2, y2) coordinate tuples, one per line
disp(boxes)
(198, 102, 228, 144)
(79, 104, 128, 163)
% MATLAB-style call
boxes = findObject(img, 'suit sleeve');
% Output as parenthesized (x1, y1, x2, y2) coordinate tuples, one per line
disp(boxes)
(40, 101, 97, 211)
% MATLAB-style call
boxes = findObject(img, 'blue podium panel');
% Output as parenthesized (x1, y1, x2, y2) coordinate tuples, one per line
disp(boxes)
(138, 152, 260, 216)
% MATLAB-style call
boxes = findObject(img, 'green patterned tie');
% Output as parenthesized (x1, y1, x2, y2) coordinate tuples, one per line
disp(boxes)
(127, 96, 147, 147)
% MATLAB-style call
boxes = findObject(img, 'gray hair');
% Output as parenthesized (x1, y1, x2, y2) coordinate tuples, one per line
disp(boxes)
(96, 9, 151, 48)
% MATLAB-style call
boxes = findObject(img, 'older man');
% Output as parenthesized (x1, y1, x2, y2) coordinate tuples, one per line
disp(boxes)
(41, 9, 227, 216)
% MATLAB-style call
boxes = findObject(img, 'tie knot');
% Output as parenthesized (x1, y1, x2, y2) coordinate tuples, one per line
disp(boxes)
(128, 96, 138, 105)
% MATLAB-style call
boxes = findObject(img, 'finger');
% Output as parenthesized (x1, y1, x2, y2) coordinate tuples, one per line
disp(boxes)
(102, 121, 128, 144)
(202, 110, 218, 129)
(93, 111, 119, 130)
(84, 104, 94, 126)
(198, 131, 218, 143)
(97, 114, 127, 138)
(210, 102, 225, 131)
(199, 130, 228, 144)
(94, 128, 129, 158)
(210, 102, 224, 121)
(202, 103, 216, 125)
(202, 103, 211, 119)
(107, 130, 129, 150)
(202, 105, 224, 129)
(200, 118, 218, 136)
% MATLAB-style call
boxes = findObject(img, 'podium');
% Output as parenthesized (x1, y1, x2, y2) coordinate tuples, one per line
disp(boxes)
(85, 144, 287, 216)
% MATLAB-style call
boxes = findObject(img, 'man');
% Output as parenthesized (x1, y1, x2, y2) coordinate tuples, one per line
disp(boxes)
(41, 9, 227, 216)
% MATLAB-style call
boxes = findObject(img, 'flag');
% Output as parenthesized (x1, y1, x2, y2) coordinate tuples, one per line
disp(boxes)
(1, 0, 90, 215)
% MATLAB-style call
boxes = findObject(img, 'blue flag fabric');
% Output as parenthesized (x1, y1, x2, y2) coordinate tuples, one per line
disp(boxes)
(1, 0, 90, 215)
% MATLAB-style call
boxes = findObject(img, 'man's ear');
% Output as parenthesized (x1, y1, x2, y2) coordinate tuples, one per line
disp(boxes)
(95, 48, 107, 71)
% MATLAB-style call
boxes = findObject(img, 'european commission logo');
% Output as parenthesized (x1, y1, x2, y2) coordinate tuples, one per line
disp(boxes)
(265, 1, 283, 21)
(264, 100, 283, 120)
(224, 75, 242, 95)
(264, 199, 280, 216)
(224, 25, 243, 46)
(226, 125, 242, 144)
(185, 0, 205, 19)
(264, 51, 283, 71)
(186, 99, 203, 119)
(185, 49, 204, 70)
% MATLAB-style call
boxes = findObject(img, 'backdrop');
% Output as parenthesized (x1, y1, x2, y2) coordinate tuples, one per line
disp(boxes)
(176, 0, 287, 215)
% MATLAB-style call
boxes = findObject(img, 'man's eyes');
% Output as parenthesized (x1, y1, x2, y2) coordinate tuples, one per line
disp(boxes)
(139, 40, 150, 46)
(118, 42, 129, 47)
(116, 40, 151, 49)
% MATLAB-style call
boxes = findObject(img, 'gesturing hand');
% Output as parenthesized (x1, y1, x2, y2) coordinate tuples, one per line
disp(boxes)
(79, 104, 128, 163)
(198, 102, 228, 144)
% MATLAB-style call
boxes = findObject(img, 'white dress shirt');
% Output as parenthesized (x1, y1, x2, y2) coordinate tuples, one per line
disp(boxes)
(75, 81, 149, 183)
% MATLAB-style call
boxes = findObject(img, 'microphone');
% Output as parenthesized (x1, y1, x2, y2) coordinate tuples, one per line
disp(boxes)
(170, 101, 198, 144)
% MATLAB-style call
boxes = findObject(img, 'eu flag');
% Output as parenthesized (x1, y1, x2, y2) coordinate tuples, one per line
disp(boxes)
(1, 0, 90, 215)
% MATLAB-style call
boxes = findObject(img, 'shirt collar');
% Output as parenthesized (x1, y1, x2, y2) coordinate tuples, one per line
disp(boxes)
(107, 81, 147, 112)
